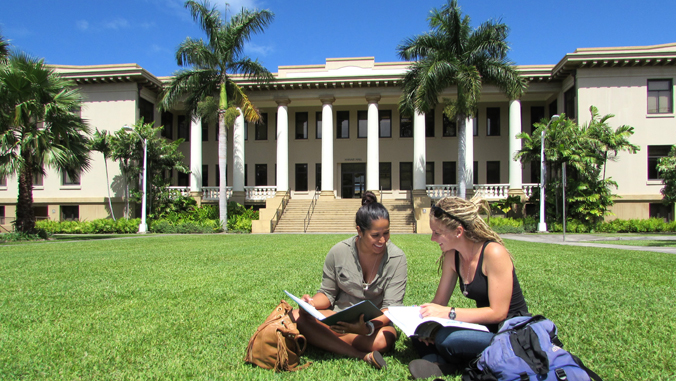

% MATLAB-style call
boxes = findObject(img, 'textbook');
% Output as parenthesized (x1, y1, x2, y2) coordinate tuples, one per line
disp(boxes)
(384, 306, 489, 340)
(284, 290, 383, 326)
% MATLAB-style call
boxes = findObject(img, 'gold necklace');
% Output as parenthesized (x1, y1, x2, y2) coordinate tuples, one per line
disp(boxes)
(358, 237, 380, 291)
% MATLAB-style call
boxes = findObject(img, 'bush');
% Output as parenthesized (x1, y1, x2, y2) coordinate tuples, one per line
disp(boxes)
(0, 229, 52, 242)
(36, 218, 141, 234)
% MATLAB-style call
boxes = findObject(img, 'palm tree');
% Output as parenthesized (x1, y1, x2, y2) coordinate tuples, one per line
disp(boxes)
(160, 0, 274, 230)
(90, 129, 116, 220)
(0, 53, 91, 232)
(398, 0, 527, 198)
(0, 32, 9, 63)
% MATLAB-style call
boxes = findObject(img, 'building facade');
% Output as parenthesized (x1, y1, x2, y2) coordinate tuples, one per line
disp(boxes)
(0, 43, 674, 231)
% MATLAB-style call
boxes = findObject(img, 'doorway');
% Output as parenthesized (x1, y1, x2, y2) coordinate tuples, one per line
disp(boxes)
(341, 163, 366, 199)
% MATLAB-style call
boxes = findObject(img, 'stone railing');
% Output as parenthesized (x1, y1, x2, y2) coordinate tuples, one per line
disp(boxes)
(427, 183, 539, 200)
(245, 186, 278, 200)
(167, 186, 191, 197)
(172, 186, 277, 202)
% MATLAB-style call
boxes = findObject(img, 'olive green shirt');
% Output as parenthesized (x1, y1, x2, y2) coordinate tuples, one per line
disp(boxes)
(318, 236, 407, 312)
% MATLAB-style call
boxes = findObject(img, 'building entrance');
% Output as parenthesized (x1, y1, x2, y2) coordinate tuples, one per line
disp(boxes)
(341, 163, 366, 199)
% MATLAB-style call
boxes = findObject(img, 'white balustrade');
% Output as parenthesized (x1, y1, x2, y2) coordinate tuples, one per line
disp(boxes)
(474, 184, 510, 200)
(246, 186, 278, 200)
(427, 184, 538, 201)
(522, 183, 538, 198)
(426, 184, 459, 200)
(168, 186, 190, 197)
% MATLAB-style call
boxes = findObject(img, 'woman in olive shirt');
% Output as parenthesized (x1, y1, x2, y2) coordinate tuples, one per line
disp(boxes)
(292, 192, 408, 370)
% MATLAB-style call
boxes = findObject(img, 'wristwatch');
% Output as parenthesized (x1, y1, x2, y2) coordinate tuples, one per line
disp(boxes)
(365, 321, 375, 336)
(448, 307, 456, 320)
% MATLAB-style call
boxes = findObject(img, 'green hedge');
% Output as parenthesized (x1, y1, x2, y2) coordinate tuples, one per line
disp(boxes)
(37, 218, 141, 234)
(487, 216, 676, 234)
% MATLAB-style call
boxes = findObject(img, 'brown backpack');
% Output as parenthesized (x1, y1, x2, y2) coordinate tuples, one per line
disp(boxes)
(244, 299, 310, 371)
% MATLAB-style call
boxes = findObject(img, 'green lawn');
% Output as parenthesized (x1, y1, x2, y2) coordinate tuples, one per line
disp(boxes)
(1, 234, 674, 380)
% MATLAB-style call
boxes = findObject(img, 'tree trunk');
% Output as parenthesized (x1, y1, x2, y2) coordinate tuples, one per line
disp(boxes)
(15, 154, 36, 233)
(457, 113, 467, 199)
(218, 79, 228, 231)
(104, 156, 116, 221)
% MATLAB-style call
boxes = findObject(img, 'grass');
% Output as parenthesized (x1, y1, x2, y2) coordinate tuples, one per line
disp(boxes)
(1, 234, 675, 380)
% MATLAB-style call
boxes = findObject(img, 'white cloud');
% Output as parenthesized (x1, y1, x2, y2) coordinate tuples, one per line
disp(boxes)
(103, 18, 130, 30)
(76, 20, 89, 31)
(245, 42, 273, 57)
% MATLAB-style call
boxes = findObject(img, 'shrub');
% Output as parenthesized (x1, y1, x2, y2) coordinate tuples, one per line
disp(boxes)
(36, 218, 141, 234)
(0, 229, 52, 242)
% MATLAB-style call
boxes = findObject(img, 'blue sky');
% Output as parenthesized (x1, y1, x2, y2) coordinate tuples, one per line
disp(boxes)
(2, 0, 675, 77)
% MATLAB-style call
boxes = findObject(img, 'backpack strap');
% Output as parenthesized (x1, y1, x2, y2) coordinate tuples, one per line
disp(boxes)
(510, 325, 549, 375)
(570, 354, 604, 381)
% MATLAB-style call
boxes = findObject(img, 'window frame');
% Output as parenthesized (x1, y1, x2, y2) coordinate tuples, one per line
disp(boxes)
(315, 111, 322, 139)
(255, 164, 268, 186)
(647, 79, 673, 114)
(336, 111, 350, 139)
(255, 113, 269, 141)
(442, 114, 456, 137)
(62, 171, 81, 186)
(400, 115, 413, 138)
(357, 110, 368, 138)
(295, 163, 308, 191)
(295, 112, 308, 140)
(399, 162, 413, 191)
(379, 110, 392, 138)
(486, 107, 501, 137)
(648, 145, 672, 180)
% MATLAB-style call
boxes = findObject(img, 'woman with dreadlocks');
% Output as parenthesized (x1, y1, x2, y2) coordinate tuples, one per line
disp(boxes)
(408, 195, 529, 379)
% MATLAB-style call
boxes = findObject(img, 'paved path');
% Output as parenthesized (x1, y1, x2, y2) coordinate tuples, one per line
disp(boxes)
(501, 233, 676, 254)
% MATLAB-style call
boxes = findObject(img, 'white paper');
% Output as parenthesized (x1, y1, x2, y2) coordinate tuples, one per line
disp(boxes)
(284, 290, 327, 321)
(385, 306, 489, 336)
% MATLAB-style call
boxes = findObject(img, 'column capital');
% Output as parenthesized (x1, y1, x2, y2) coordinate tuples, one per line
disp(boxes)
(320, 96, 335, 105)
(365, 94, 381, 104)
(275, 97, 291, 106)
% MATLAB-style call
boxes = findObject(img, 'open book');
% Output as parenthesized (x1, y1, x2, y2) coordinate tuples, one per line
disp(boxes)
(284, 290, 383, 326)
(384, 306, 488, 340)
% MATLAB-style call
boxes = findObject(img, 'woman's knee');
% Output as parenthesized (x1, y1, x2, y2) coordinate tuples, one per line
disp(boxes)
(372, 327, 397, 352)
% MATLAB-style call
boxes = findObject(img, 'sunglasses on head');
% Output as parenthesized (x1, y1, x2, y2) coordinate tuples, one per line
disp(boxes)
(431, 205, 467, 229)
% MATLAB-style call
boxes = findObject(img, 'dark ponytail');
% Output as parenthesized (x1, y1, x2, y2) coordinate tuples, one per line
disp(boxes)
(356, 191, 389, 231)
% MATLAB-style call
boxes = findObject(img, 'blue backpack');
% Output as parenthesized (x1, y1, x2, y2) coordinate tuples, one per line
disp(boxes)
(463, 315, 602, 381)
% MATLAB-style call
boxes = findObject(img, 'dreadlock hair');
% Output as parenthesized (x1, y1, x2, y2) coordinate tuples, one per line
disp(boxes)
(433, 194, 511, 271)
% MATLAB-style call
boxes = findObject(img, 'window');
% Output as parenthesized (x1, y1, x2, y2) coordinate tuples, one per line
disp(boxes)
(380, 162, 392, 190)
(202, 121, 208, 141)
(426, 162, 435, 185)
(564, 87, 576, 119)
(426, 112, 435, 137)
(442, 161, 456, 184)
(244, 121, 248, 141)
(443, 114, 456, 137)
(358, 110, 368, 138)
(530, 106, 545, 134)
(161, 111, 173, 139)
(486, 107, 500, 136)
(0, 206, 4, 224)
(255, 113, 268, 140)
(295, 112, 308, 139)
(648, 145, 672, 180)
(255, 164, 268, 186)
(473, 161, 479, 184)
(379, 110, 391, 138)
(295, 163, 308, 191)
(486, 161, 500, 184)
(61, 205, 79, 221)
(648, 79, 673, 114)
(548, 100, 558, 120)
(202, 165, 208, 187)
(177, 115, 189, 141)
(62, 171, 80, 186)
(315, 163, 321, 190)
(400, 115, 413, 137)
(474, 119, 478, 136)
(177, 171, 189, 186)
(33, 171, 43, 187)
(139, 98, 155, 125)
(245, 164, 248, 186)
(316, 111, 322, 139)
(650, 203, 673, 222)
(0, 176, 6, 187)
(337, 111, 349, 139)
(400, 162, 413, 191)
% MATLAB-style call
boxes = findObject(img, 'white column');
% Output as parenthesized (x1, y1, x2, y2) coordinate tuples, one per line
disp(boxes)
(466, 117, 475, 190)
(233, 108, 245, 192)
(189, 116, 202, 192)
(321, 97, 335, 194)
(276, 98, 290, 193)
(366, 95, 380, 191)
(413, 111, 427, 190)
(508, 99, 523, 191)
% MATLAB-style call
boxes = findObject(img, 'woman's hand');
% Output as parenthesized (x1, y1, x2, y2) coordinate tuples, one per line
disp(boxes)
(419, 303, 450, 319)
(298, 294, 315, 318)
(330, 314, 368, 335)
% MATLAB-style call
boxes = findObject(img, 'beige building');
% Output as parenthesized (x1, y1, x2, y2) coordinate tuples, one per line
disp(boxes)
(1, 43, 674, 232)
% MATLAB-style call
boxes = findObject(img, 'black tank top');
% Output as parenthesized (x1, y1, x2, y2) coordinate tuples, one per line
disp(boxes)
(454, 241, 529, 332)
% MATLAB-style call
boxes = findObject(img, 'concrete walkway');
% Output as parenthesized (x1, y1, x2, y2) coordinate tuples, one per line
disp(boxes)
(501, 233, 676, 254)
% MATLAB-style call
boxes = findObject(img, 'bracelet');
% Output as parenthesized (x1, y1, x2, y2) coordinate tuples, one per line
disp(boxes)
(365, 321, 375, 336)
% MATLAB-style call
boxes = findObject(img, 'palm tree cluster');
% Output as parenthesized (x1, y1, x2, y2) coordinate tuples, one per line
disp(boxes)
(0, 46, 91, 232)
(398, 0, 527, 198)
(515, 106, 640, 224)
(160, 0, 275, 230)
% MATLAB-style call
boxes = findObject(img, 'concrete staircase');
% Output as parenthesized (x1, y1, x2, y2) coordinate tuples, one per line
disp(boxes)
(273, 198, 415, 233)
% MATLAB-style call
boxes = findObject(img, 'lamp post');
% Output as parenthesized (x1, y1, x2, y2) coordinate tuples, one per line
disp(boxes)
(122, 125, 148, 233)
(538, 115, 559, 233)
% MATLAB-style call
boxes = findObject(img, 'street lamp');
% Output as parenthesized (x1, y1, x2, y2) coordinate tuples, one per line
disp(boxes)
(122, 125, 148, 233)
(538, 115, 559, 233)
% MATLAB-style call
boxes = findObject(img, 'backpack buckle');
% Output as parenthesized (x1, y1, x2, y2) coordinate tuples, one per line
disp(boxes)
(555, 368, 568, 380)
